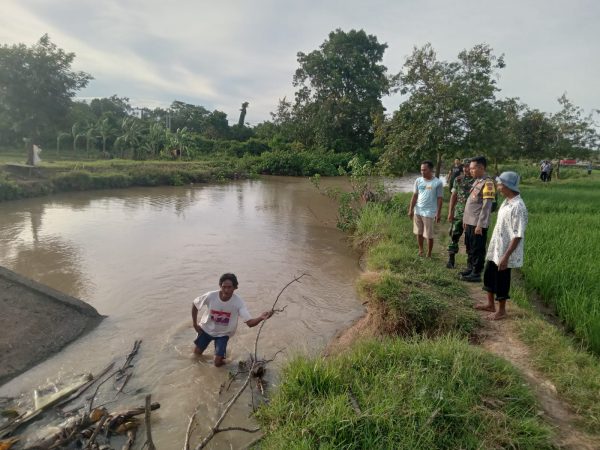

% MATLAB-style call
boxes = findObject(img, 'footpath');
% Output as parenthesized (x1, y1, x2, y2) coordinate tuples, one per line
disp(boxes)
(446, 235, 600, 449)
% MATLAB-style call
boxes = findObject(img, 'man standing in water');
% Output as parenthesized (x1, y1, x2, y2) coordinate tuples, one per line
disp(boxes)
(446, 158, 474, 268)
(192, 273, 273, 367)
(475, 172, 528, 320)
(460, 156, 496, 282)
(408, 161, 444, 257)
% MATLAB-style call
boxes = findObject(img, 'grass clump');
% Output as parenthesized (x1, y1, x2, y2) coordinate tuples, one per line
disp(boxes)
(257, 337, 555, 449)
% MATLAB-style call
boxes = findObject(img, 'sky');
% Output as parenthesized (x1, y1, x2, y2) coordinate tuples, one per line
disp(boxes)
(1, 0, 598, 125)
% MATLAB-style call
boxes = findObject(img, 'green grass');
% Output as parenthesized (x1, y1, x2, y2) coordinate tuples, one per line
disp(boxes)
(517, 176, 600, 353)
(353, 196, 478, 337)
(256, 337, 555, 449)
(509, 280, 600, 430)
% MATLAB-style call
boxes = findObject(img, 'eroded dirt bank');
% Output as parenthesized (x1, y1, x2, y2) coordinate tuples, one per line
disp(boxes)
(0, 266, 103, 386)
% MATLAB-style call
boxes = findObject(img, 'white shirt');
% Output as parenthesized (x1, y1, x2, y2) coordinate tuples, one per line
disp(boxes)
(193, 291, 251, 337)
(486, 195, 528, 268)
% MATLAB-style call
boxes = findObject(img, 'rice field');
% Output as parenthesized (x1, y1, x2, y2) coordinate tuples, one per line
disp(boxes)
(519, 175, 600, 353)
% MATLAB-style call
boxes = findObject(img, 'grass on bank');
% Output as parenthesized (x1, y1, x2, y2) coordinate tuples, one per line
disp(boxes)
(257, 194, 554, 448)
(509, 279, 600, 431)
(256, 337, 554, 449)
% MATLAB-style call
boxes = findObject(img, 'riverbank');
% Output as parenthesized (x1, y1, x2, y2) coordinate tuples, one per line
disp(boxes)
(0, 159, 249, 202)
(0, 266, 103, 386)
(256, 184, 600, 448)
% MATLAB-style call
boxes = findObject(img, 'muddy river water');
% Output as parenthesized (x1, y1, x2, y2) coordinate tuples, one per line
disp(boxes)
(0, 175, 415, 448)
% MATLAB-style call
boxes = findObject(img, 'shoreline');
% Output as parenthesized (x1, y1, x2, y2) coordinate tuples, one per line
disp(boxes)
(0, 266, 103, 387)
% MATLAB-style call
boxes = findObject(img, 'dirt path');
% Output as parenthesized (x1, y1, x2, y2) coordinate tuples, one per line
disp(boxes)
(468, 284, 600, 450)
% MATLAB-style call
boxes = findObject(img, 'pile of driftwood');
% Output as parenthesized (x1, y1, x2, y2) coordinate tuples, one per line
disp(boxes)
(0, 340, 159, 450)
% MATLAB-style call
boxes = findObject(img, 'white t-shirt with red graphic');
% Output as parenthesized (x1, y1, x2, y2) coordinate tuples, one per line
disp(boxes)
(193, 290, 252, 337)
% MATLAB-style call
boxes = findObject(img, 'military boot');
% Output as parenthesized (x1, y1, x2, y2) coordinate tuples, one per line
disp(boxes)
(446, 253, 455, 269)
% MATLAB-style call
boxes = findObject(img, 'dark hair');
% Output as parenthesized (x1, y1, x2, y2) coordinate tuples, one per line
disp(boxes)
(421, 160, 434, 170)
(470, 156, 487, 168)
(219, 273, 238, 288)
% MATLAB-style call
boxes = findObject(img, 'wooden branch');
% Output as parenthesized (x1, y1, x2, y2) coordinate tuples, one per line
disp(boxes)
(143, 395, 156, 450)
(183, 409, 199, 450)
(117, 340, 142, 379)
(215, 426, 260, 434)
(85, 413, 108, 449)
(253, 273, 307, 361)
(55, 362, 115, 409)
(121, 429, 137, 450)
(194, 372, 253, 450)
(87, 368, 125, 413)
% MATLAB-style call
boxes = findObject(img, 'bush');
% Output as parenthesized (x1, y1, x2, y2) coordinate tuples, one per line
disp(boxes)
(0, 175, 24, 201)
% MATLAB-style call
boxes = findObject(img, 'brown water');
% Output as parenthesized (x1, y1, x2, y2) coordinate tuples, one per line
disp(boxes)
(0, 176, 388, 448)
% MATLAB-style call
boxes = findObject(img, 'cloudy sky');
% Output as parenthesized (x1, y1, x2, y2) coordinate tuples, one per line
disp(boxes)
(2, 0, 598, 125)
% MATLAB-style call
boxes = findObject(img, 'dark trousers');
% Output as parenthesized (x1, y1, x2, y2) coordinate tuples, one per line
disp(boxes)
(464, 224, 488, 274)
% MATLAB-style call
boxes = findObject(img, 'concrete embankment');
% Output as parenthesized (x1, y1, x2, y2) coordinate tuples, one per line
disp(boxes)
(0, 266, 103, 386)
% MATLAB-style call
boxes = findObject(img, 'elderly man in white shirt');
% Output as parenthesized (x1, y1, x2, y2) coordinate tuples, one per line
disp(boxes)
(475, 171, 528, 320)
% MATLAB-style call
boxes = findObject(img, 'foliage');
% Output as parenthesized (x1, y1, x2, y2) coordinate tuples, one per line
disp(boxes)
(239, 150, 353, 176)
(311, 156, 385, 231)
(516, 178, 600, 352)
(257, 337, 554, 449)
(380, 43, 505, 175)
(291, 29, 394, 153)
(0, 34, 92, 144)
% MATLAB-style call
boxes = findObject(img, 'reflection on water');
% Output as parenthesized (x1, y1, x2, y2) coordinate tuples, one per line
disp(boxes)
(0, 177, 382, 449)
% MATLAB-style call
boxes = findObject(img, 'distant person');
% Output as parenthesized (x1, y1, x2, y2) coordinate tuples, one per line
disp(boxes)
(547, 160, 553, 182)
(540, 160, 550, 182)
(475, 172, 528, 320)
(447, 158, 463, 190)
(408, 160, 444, 257)
(460, 156, 496, 282)
(588, 162, 593, 175)
(191, 273, 273, 367)
(446, 158, 474, 268)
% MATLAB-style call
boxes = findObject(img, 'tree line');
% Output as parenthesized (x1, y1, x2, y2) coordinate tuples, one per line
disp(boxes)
(1, 31, 598, 172)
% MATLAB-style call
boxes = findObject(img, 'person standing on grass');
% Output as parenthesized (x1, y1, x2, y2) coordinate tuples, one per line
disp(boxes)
(475, 172, 528, 320)
(408, 160, 443, 257)
(447, 158, 463, 191)
(446, 158, 474, 268)
(192, 273, 273, 367)
(460, 156, 496, 282)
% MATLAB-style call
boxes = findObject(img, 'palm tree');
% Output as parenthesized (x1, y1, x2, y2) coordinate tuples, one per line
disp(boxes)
(71, 122, 86, 153)
(85, 123, 97, 158)
(115, 117, 142, 159)
(141, 122, 165, 158)
(96, 117, 114, 154)
(56, 132, 70, 155)
(167, 127, 191, 159)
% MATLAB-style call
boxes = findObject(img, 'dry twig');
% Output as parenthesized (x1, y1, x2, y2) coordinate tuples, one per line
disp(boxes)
(143, 395, 156, 450)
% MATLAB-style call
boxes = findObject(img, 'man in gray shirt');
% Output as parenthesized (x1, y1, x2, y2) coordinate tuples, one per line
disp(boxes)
(460, 156, 496, 282)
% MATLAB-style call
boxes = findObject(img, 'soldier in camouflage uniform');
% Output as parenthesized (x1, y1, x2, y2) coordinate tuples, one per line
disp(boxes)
(446, 159, 474, 268)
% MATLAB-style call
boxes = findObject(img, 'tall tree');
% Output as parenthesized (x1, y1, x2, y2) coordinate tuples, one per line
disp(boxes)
(0, 34, 92, 145)
(292, 29, 393, 153)
(381, 43, 505, 175)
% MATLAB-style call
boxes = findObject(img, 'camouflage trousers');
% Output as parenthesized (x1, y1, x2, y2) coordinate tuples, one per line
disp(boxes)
(447, 214, 465, 255)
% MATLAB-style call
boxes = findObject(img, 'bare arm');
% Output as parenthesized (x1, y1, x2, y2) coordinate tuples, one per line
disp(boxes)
(245, 311, 273, 328)
(408, 192, 418, 218)
(191, 305, 201, 333)
(448, 192, 457, 221)
(498, 237, 522, 270)
(436, 196, 443, 223)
